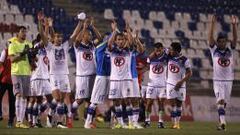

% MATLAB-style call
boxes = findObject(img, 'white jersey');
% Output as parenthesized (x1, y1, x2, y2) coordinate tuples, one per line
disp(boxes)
(31, 44, 49, 80)
(74, 42, 96, 76)
(110, 47, 132, 80)
(166, 55, 191, 87)
(210, 45, 234, 81)
(148, 52, 168, 87)
(46, 41, 69, 75)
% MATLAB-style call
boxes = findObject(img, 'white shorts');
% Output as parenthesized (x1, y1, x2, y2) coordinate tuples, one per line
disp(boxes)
(109, 80, 133, 99)
(130, 78, 141, 98)
(75, 75, 95, 99)
(90, 76, 109, 104)
(146, 84, 166, 99)
(30, 79, 51, 96)
(50, 75, 71, 93)
(213, 81, 233, 104)
(166, 83, 186, 101)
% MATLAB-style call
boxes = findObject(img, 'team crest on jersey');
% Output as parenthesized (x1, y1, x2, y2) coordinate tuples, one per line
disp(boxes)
(114, 56, 125, 67)
(83, 52, 93, 61)
(218, 58, 230, 67)
(152, 64, 164, 74)
(169, 64, 180, 73)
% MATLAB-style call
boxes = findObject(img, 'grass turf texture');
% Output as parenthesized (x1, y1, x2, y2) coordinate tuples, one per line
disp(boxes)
(0, 121, 240, 135)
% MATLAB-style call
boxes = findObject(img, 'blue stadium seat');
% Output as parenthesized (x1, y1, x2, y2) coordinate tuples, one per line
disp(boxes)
(153, 21, 163, 29)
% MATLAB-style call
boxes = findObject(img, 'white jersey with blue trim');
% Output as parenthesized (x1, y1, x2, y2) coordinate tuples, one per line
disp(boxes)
(148, 52, 168, 87)
(166, 55, 191, 87)
(46, 41, 69, 75)
(74, 42, 96, 76)
(210, 44, 234, 81)
(110, 47, 132, 81)
(31, 43, 49, 80)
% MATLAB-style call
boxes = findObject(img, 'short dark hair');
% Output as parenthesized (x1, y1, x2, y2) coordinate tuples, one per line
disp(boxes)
(154, 42, 163, 48)
(217, 32, 227, 41)
(115, 32, 124, 38)
(170, 42, 182, 53)
(17, 26, 27, 32)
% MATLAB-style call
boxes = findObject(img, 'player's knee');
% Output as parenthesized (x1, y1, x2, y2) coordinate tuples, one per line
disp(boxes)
(218, 99, 225, 105)
(168, 99, 176, 106)
(132, 98, 140, 107)
(113, 99, 121, 106)
(176, 100, 182, 107)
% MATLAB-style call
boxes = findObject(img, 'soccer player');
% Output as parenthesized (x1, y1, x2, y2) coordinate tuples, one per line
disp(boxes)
(27, 30, 54, 128)
(144, 42, 168, 128)
(166, 42, 192, 129)
(108, 20, 131, 129)
(127, 29, 144, 129)
(84, 32, 110, 129)
(8, 26, 33, 128)
(38, 12, 81, 128)
(208, 15, 238, 131)
(0, 42, 15, 128)
(71, 17, 102, 125)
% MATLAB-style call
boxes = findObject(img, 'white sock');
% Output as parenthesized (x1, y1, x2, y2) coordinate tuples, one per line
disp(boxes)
(72, 101, 79, 113)
(32, 103, 38, 125)
(15, 96, 21, 122)
(176, 107, 182, 124)
(172, 106, 177, 125)
(56, 103, 64, 123)
(132, 107, 140, 124)
(126, 105, 133, 124)
(85, 104, 96, 125)
(218, 104, 226, 124)
(115, 105, 124, 125)
(20, 98, 27, 123)
(67, 104, 72, 118)
(27, 102, 33, 122)
(158, 110, 164, 123)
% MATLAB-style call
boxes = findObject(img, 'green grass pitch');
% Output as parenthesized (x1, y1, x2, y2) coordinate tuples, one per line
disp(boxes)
(0, 121, 240, 135)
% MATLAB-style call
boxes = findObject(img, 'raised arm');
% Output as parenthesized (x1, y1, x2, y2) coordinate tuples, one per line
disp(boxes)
(75, 19, 88, 44)
(134, 30, 145, 53)
(108, 20, 118, 51)
(208, 15, 216, 47)
(90, 17, 102, 43)
(47, 18, 55, 42)
(69, 20, 83, 45)
(231, 15, 238, 49)
(38, 12, 48, 46)
(124, 21, 134, 48)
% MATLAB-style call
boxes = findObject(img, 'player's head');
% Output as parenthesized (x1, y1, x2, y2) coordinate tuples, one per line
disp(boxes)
(217, 32, 228, 50)
(115, 32, 125, 48)
(169, 42, 181, 56)
(82, 30, 92, 44)
(153, 42, 164, 55)
(17, 26, 27, 41)
(53, 32, 63, 46)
